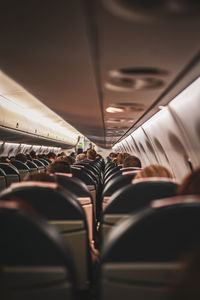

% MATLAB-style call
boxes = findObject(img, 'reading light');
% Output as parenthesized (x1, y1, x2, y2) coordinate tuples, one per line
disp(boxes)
(106, 106, 125, 113)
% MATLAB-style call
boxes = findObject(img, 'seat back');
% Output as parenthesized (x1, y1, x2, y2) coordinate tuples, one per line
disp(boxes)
(102, 172, 138, 209)
(26, 160, 38, 172)
(0, 202, 77, 300)
(71, 166, 95, 185)
(55, 174, 95, 241)
(102, 178, 178, 239)
(33, 159, 46, 172)
(0, 168, 7, 191)
(100, 196, 200, 300)
(104, 167, 140, 186)
(0, 163, 20, 185)
(11, 160, 30, 181)
(0, 182, 91, 289)
(39, 158, 50, 166)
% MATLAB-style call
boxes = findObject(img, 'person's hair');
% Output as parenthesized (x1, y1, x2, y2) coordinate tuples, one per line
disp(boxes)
(70, 152, 75, 158)
(56, 156, 74, 165)
(24, 172, 55, 182)
(109, 152, 118, 159)
(29, 150, 37, 159)
(177, 167, 200, 195)
(134, 164, 173, 180)
(47, 160, 71, 174)
(47, 152, 56, 159)
(76, 153, 86, 162)
(123, 155, 142, 168)
(15, 153, 27, 163)
(117, 153, 130, 165)
(87, 149, 96, 160)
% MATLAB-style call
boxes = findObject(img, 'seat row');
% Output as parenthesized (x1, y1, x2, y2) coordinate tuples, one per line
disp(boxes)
(0, 159, 49, 191)
(1, 193, 200, 300)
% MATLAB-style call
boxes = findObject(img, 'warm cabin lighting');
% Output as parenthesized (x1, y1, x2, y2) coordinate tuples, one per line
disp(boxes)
(106, 106, 125, 113)
(0, 70, 81, 145)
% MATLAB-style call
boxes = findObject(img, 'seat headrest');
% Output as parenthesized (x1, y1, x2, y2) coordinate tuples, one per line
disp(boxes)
(104, 179, 178, 214)
(101, 196, 200, 263)
(0, 181, 85, 220)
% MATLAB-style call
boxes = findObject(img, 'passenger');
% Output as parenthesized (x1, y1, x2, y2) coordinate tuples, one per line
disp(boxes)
(69, 152, 76, 163)
(24, 172, 56, 182)
(177, 167, 200, 195)
(108, 152, 118, 161)
(47, 160, 71, 174)
(117, 152, 130, 166)
(26, 154, 32, 161)
(134, 164, 173, 180)
(15, 153, 27, 164)
(59, 151, 67, 157)
(123, 155, 142, 168)
(56, 155, 74, 165)
(0, 156, 10, 163)
(76, 153, 86, 162)
(86, 149, 96, 161)
(86, 142, 93, 151)
(29, 150, 37, 160)
(47, 152, 56, 162)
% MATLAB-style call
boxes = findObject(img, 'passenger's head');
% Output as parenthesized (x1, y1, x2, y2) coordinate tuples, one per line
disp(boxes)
(70, 152, 75, 158)
(47, 160, 71, 174)
(109, 152, 118, 160)
(29, 150, 37, 159)
(123, 155, 142, 168)
(47, 152, 56, 162)
(177, 167, 200, 196)
(76, 153, 86, 162)
(134, 164, 173, 180)
(117, 153, 130, 165)
(24, 172, 55, 182)
(15, 153, 27, 164)
(87, 149, 96, 160)
(56, 155, 74, 165)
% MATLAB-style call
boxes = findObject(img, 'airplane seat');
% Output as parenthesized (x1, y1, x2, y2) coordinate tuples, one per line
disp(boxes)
(0, 201, 77, 300)
(100, 196, 200, 300)
(74, 164, 99, 185)
(101, 178, 178, 239)
(103, 166, 121, 183)
(103, 167, 140, 186)
(102, 172, 138, 210)
(105, 162, 116, 171)
(55, 173, 96, 241)
(0, 182, 92, 290)
(39, 158, 50, 166)
(71, 166, 96, 186)
(0, 168, 7, 191)
(33, 159, 46, 172)
(11, 160, 30, 181)
(26, 160, 39, 172)
(71, 167, 97, 220)
(0, 163, 20, 186)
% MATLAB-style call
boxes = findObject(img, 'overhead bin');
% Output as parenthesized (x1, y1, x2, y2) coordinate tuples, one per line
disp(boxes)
(0, 71, 81, 148)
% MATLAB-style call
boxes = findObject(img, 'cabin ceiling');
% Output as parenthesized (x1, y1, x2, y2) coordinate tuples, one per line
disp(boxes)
(0, 1, 200, 148)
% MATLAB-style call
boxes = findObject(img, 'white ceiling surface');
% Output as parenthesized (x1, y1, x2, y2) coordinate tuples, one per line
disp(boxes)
(0, 1, 200, 148)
